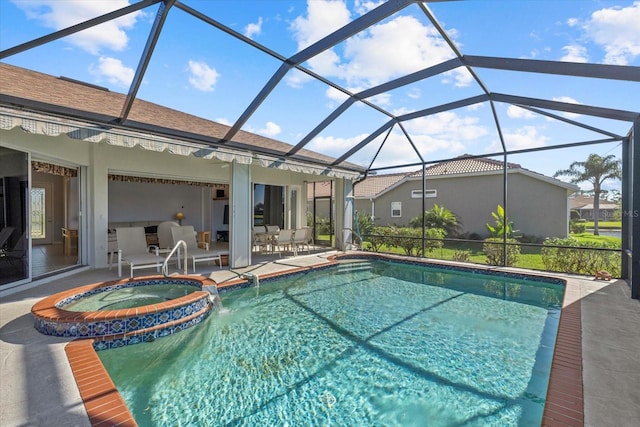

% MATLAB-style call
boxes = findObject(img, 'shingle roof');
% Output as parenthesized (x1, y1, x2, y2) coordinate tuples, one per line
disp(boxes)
(0, 63, 354, 170)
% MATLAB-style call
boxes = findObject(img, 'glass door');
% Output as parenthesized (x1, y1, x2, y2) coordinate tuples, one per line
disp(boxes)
(31, 162, 81, 277)
(0, 146, 29, 286)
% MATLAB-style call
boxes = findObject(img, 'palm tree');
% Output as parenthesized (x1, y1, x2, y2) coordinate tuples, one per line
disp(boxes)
(554, 154, 621, 235)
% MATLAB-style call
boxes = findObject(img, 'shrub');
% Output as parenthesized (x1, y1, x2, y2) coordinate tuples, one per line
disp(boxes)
(483, 238, 520, 266)
(570, 220, 586, 234)
(452, 250, 471, 262)
(354, 211, 374, 244)
(364, 227, 391, 252)
(541, 237, 621, 277)
(518, 234, 545, 244)
(486, 205, 520, 238)
(315, 216, 331, 235)
(409, 204, 461, 236)
(389, 227, 445, 256)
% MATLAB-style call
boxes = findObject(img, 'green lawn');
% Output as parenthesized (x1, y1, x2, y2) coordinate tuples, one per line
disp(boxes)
(571, 233, 621, 245)
(581, 221, 621, 229)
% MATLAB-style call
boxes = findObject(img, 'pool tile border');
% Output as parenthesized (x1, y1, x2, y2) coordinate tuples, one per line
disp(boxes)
(63, 254, 583, 427)
(32, 275, 215, 342)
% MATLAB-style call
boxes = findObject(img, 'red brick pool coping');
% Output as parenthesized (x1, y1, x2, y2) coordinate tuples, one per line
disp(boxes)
(541, 278, 584, 426)
(61, 259, 583, 427)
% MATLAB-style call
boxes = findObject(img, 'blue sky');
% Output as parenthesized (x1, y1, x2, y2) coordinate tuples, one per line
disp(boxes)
(1, 0, 639, 192)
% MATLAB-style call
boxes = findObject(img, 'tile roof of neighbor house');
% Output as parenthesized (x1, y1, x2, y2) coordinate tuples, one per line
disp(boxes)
(354, 155, 577, 199)
(354, 173, 407, 198)
(307, 172, 407, 198)
(0, 63, 357, 171)
(570, 195, 620, 210)
(407, 155, 522, 177)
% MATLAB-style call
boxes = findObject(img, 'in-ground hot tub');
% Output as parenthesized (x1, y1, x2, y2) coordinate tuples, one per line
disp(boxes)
(31, 275, 217, 349)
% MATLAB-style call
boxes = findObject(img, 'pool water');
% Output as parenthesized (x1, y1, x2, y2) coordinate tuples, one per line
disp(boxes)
(63, 284, 197, 311)
(98, 260, 563, 426)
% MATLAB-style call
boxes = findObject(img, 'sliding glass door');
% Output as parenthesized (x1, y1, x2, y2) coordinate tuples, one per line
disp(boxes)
(0, 147, 29, 285)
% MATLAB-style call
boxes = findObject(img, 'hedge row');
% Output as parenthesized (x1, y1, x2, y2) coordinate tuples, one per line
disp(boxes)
(362, 229, 621, 277)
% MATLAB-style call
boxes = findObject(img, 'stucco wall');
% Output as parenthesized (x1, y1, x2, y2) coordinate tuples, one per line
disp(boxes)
(355, 172, 570, 238)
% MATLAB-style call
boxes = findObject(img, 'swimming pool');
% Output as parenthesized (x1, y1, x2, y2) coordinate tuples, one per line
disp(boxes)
(98, 259, 564, 426)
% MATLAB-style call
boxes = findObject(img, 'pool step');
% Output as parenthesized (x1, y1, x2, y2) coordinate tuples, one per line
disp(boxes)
(337, 261, 374, 274)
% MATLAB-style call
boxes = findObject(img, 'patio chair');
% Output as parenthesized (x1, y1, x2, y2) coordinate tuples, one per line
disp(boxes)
(171, 225, 228, 272)
(0, 226, 15, 254)
(266, 225, 280, 233)
(0, 232, 26, 267)
(252, 225, 269, 253)
(116, 227, 164, 278)
(274, 228, 295, 256)
(157, 220, 181, 267)
(293, 228, 310, 254)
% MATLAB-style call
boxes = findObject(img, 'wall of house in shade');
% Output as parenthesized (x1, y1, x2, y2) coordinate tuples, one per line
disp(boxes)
(355, 171, 572, 240)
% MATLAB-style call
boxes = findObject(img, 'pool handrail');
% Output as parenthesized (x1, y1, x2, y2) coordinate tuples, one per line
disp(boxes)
(163, 240, 188, 277)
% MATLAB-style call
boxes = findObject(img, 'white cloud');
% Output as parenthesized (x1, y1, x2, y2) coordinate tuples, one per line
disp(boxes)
(307, 111, 486, 165)
(503, 126, 548, 150)
(289, 3, 461, 90)
(289, 0, 351, 50)
(89, 56, 134, 87)
(187, 60, 220, 92)
(339, 15, 457, 86)
(307, 133, 368, 157)
(353, 0, 385, 15)
(325, 86, 350, 103)
(257, 121, 281, 137)
(285, 68, 312, 89)
(405, 112, 488, 142)
(507, 105, 536, 120)
(215, 117, 232, 126)
(553, 96, 581, 119)
(407, 88, 421, 99)
(560, 44, 588, 63)
(441, 67, 474, 88)
(566, 18, 579, 27)
(13, 0, 141, 54)
(384, 112, 488, 161)
(466, 102, 485, 112)
(583, 1, 640, 65)
(244, 17, 263, 39)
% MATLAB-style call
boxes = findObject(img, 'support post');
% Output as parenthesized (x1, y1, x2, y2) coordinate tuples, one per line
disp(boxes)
(229, 161, 251, 268)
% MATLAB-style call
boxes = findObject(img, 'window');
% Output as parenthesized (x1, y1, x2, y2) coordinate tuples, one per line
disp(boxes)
(253, 184, 284, 227)
(411, 189, 437, 198)
(391, 202, 402, 217)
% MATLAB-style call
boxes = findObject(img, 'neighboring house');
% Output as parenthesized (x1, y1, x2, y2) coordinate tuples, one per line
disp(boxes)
(570, 195, 620, 221)
(349, 156, 579, 239)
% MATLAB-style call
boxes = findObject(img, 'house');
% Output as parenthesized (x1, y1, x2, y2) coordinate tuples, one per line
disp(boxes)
(570, 195, 620, 221)
(0, 63, 360, 287)
(348, 156, 579, 239)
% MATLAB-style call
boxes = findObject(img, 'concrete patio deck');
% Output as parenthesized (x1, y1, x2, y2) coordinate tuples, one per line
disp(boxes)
(1, 252, 638, 426)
